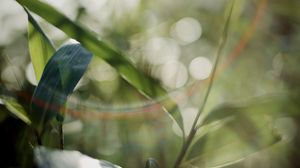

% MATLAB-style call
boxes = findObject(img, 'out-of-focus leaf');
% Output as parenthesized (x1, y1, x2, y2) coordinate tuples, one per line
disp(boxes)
(203, 94, 298, 125)
(183, 120, 280, 167)
(17, 0, 184, 133)
(25, 9, 55, 81)
(34, 146, 122, 168)
(2, 97, 31, 125)
(145, 158, 159, 168)
(31, 44, 92, 132)
(182, 95, 296, 167)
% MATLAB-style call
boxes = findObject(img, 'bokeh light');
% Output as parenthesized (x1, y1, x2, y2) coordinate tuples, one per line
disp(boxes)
(144, 37, 181, 65)
(171, 17, 202, 44)
(0, 0, 26, 45)
(189, 56, 213, 80)
(160, 60, 188, 89)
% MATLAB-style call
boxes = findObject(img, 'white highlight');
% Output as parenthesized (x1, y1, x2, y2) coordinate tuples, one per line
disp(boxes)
(144, 37, 181, 65)
(89, 63, 118, 82)
(171, 17, 202, 44)
(161, 61, 188, 89)
(189, 57, 212, 80)
(26, 62, 38, 86)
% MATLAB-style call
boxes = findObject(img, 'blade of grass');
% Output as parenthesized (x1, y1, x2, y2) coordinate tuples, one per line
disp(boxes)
(2, 97, 31, 125)
(17, 0, 184, 133)
(173, 2, 235, 167)
(25, 9, 55, 81)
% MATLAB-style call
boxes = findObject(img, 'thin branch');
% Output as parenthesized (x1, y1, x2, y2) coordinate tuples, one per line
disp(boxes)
(172, 2, 234, 167)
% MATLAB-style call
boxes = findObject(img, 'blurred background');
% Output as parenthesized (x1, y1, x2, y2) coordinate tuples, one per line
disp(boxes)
(0, 0, 300, 167)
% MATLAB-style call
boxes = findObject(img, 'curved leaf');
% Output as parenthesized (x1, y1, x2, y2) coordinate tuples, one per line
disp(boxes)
(25, 9, 55, 81)
(2, 97, 31, 125)
(17, 0, 184, 133)
(31, 44, 92, 132)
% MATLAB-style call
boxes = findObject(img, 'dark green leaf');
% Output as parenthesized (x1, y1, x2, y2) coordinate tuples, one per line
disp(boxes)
(31, 44, 92, 132)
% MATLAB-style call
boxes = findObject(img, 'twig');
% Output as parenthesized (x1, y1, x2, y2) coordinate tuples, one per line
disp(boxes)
(172, 2, 234, 167)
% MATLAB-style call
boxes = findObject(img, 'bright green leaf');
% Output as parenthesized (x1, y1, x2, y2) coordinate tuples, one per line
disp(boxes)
(25, 9, 55, 82)
(2, 97, 31, 125)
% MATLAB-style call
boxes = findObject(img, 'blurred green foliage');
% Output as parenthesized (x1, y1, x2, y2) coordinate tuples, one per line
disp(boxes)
(0, 0, 300, 168)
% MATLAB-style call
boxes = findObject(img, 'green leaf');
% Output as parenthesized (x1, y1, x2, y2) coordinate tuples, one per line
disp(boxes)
(17, 0, 184, 133)
(2, 97, 31, 125)
(31, 43, 92, 132)
(203, 94, 298, 125)
(25, 9, 55, 82)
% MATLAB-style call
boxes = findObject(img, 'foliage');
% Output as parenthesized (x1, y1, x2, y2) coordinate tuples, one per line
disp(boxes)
(0, 0, 300, 167)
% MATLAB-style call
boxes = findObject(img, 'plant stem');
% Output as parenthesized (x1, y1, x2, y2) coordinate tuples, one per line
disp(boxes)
(59, 122, 64, 149)
(36, 133, 42, 146)
(173, 55, 219, 167)
(173, 2, 234, 167)
(173, 128, 197, 168)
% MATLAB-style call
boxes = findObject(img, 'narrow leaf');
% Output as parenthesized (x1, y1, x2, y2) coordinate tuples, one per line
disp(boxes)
(2, 97, 31, 125)
(25, 9, 55, 81)
(31, 44, 92, 132)
(17, 0, 184, 132)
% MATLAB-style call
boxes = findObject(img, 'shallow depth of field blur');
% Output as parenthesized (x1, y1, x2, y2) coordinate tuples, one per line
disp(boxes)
(1, 0, 300, 167)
